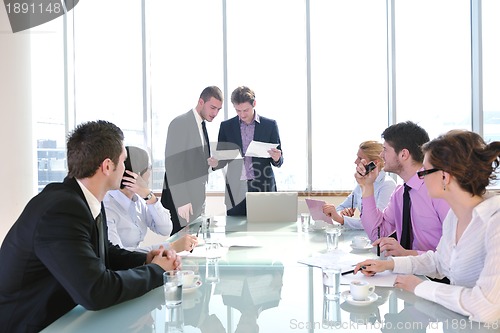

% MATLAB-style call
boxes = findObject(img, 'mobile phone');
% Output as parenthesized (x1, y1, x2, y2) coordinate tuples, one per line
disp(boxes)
(364, 161, 376, 175)
(120, 152, 134, 189)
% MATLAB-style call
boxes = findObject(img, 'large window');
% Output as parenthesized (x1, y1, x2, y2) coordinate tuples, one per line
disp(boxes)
(32, 0, 499, 192)
(31, 18, 65, 192)
(395, 0, 471, 138)
(226, 0, 307, 191)
(310, 0, 388, 191)
(148, 0, 224, 190)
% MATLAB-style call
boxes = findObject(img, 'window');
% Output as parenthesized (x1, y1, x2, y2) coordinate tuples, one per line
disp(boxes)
(31, 0, 498, 192)
(395, 0, 471, 138)
(226, 0, 307, 191)
(310, 0, 388, 191)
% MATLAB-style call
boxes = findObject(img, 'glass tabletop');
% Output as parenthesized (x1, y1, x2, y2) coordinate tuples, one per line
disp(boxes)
(42, 216, 497, 332)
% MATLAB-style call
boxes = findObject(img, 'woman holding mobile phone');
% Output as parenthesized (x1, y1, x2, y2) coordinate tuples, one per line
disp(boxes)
(323, 141, 396, 229)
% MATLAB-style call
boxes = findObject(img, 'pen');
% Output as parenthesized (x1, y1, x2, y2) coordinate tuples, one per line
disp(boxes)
(377, 227, 381, 256)
(342, 266, 366, 276)
(190, 225, 202, 253)
(351, 196, 354, 210)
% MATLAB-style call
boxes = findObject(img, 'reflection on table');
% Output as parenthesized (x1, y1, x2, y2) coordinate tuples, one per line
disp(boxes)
(42, 216, 498, 332)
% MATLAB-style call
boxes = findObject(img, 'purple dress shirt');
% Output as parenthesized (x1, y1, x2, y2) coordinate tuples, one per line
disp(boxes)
(361, 172, 450, 254)
(240, 113, 260, 180)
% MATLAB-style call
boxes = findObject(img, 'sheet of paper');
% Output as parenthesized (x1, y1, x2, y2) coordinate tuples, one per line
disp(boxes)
(211, 148, 242, 161)
(297, 250, 366, 273)
(340, 270, 398, 287)
(305, 198, 334, 224)
(245, 140, 278, 158)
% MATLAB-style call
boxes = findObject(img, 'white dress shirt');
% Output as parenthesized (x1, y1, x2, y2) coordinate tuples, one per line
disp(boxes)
(392, 193, 500, 323)
(337, 170, 396, 229)
(103, 190, 172, 252)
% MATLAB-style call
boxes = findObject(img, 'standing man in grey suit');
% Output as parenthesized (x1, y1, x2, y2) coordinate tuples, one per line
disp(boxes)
(161, 86, 223, 234)
(215, 86, 283, 216)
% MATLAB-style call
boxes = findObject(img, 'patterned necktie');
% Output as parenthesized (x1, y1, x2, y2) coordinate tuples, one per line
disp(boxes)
(201, 120, 210, 158)
(401, 184, 412, 250)
(95, 213, 106, 263)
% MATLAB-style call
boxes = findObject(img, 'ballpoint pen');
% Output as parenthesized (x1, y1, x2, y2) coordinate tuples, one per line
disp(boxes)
(342, 266, 365, 276)
(377, 226, 381, 256)
(190, 225, 202, 253)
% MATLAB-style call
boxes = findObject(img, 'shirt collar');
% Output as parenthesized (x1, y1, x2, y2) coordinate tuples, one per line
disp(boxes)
(239, 111, 260, 125)
(76, 179, 101, 219)
(192, 108, 203, 124)
(406, 169, 424, 190)
(107, 189, 138, 211)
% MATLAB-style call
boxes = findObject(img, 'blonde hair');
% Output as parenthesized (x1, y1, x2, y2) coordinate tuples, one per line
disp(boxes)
(359, 140, 384, 169)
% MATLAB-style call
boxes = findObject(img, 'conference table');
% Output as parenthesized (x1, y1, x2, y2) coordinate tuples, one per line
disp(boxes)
(42, 216, 496, 332)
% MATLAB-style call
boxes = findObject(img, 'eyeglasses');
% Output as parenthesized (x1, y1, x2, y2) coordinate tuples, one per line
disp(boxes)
(417, 168, 441, 179)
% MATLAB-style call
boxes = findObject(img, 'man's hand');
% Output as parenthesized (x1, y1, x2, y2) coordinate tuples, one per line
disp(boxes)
(147, 246, 182, 271)
(268, 148, 282, 162)
(177, 203, 193, 223)
(372, 237, 418, 257)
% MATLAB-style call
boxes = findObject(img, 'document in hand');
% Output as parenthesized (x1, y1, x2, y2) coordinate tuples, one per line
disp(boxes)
(245, 140, 279, 158)
(305, 198, 334, 224)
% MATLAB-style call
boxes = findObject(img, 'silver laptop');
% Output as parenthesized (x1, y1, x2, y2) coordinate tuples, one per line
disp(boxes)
(246, 192, 298, 223)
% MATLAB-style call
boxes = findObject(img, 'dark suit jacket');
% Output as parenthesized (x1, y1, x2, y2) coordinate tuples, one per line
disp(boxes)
(0, 177, 165, 333)
(161, 110, 209, 233)
(217, 114, 283, 215)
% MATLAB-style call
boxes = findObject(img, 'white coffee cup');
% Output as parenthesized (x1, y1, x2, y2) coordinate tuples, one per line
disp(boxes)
(352, 236, 371, 248)
(349, 280, 375, 301)
(180, 270, 200, 288)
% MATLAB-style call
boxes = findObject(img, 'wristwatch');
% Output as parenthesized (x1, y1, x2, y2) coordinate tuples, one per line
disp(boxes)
(143, 191, 154, 201)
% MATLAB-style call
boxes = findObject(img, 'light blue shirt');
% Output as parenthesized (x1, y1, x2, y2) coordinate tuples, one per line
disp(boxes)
(103, 190, 172, 252)
(337, 170, 396, 229)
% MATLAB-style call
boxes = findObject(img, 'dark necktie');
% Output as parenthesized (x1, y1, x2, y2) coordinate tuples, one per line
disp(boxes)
(95, 213, 106, 263)
(401, 184, 412, 250)
(201, 120, 210, 158)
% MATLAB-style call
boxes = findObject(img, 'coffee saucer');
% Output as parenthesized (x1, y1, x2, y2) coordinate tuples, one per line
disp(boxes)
(341, 291, 379, 306)
(183, 280, 202, 294)
(350, 244, 373, 251)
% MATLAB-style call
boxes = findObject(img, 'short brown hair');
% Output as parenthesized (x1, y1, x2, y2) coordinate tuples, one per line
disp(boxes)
(231, 86, 255, 105)
(200, 86, 223, 103)
(422, 130, 500, 196)
(66, 120, 124, 179)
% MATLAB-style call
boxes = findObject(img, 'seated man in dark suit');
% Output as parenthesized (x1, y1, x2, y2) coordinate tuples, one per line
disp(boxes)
(0, 120, 181, 332)
(215, 86, 284, 216)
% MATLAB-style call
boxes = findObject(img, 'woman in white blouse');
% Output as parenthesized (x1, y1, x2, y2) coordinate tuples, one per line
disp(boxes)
(322, 140, 396, 229)
(354, 130, 500, 323)
(104, 146, 197, 253)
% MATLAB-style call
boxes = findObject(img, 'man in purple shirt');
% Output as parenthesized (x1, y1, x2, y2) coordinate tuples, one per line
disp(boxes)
(355, 121, 450, 257)
(215, 86, 283, 216)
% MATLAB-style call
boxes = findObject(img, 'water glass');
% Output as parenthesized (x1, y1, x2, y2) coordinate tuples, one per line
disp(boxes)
(300, 213, 311, 232)
(163, 271, 183, 307)
(323, 298, 341, 327)
(201, 214, 212, 239)
(325, 228, 340, 251)
(205, 258, 220, 283)
(165, 304, 184, 332)
(205, 240, 220, 259)
(322, 266, 341, 300)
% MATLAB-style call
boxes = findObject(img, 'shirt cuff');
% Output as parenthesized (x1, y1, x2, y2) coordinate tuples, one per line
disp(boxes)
(414, 280, 438, 303)
(392, 256, 412, 274)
